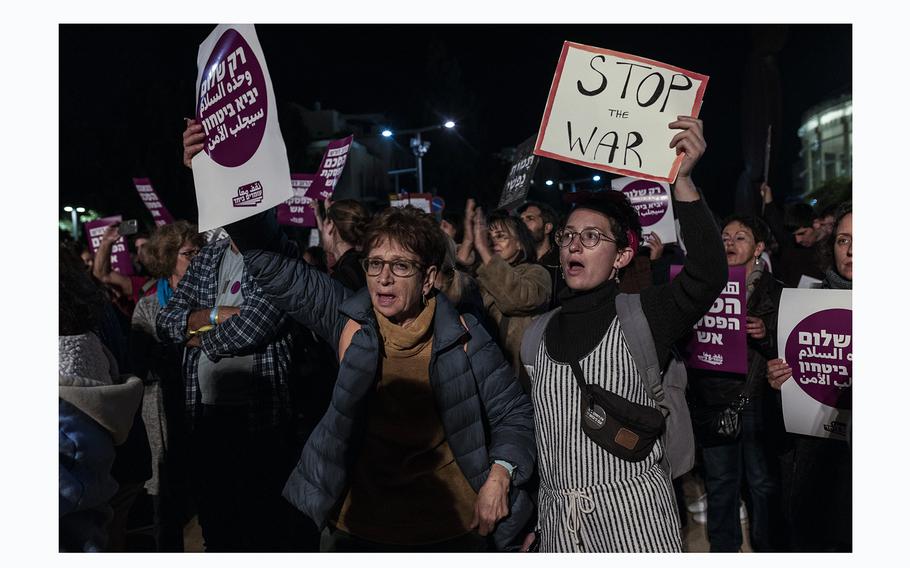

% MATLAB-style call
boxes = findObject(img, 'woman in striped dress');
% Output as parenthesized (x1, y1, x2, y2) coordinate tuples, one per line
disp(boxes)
(522, 116, 727, 552)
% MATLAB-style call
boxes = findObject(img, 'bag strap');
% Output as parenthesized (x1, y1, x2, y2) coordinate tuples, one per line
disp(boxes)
(614, 293, 666, 412)
(519, 307, 561, 377)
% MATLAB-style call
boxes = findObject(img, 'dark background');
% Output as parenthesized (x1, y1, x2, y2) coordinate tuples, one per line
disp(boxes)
(59, 23, 851, 227)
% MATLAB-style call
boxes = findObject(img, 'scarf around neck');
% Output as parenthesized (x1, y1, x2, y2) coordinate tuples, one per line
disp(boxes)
(823, 268, 852, 290)
(375, 295, 437, 356)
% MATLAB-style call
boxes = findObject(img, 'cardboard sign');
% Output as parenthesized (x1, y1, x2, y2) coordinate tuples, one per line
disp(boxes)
(611, 176, 677, 244)
(535, 42, 708, 183)
(132, 177, 175, 227)
(498, 135, 539, 210)
(191, 24, 293, 232)
(307, 135, 354, 200)
(671, 265, 747, 374)
(85, 215, 133, 276)
(778, 289, 852, 441)
(277, 174, 318, 227)
(389, 193, 433, 213)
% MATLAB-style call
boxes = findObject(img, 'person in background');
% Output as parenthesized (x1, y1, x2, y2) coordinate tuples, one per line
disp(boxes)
(303, 245, 329, 273)
(93, 223, 152, 317)
(518, 201, 563, 309)
(130, 221, 205, 551)
(812, 203, 838, 243)
(440, 210, 464, 244)
(459, 202, 551, 392)
(765, 202, 852, 552)
(689, 215, 783, 552)
(316, 198, 369, 291)
(759, 184, 825, 287)
(59, 246, 145, 552)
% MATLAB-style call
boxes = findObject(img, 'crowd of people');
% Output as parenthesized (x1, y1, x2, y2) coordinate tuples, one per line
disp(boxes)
(58, 115, 852, 553)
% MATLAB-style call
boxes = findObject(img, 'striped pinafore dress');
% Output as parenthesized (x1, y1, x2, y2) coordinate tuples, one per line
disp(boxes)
(530, 316, 682, 552)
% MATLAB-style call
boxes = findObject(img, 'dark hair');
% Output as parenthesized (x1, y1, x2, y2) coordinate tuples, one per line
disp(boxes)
(441, 210, 465, 243)
(562, 191, 642, 250)
(784, 202, 816, 231)
(327, 199, 370, 247)
(304, 246, 329, 273)
(487, 209, 538, 264)
(818, 201, 852, 273)
(143, 221, 205, 278)
(518, 200, 559, 231)
(818, 203, 839, 220)
(363, 206, 448, 270)
(720, 215, 770, 246)
(59, 244, 105, 336)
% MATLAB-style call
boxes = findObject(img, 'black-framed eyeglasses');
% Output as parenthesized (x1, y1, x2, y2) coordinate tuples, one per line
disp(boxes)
(554, 229, 616, 249)
(178, 248, 200, 259)
(361, 257, 423, 278)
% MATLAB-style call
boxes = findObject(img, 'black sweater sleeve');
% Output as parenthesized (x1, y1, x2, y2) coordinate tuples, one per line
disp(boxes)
(640, 199, 727, 366)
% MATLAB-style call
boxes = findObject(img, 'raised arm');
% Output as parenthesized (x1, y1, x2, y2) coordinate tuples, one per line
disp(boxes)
(92, 225, 134, 298)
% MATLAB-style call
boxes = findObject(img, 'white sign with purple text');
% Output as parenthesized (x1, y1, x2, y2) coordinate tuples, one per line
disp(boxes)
(611, 176, 677, 244)
(778, 289, 852, 441)
(191, 24, 293, 232)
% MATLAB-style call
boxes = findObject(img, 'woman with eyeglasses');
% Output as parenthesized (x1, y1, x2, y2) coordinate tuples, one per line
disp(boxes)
(129, 220, 205, 550)
(520, 117, 727, 552)
(689, 215, 784, 552)
(765, 202, 852, 551)
(223, 205, 536, 552)
(457, 202, 551, 393)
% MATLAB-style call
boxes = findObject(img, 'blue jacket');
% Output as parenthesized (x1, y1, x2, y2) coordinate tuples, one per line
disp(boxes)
(240, 242, 537, 550)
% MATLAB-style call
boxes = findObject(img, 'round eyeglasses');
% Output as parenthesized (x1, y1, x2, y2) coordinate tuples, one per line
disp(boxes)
(554, 229, 617, 249)
(361, 257, 423, 278)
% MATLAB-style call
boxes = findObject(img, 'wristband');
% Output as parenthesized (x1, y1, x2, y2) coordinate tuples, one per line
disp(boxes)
(188, 325, 215, 336)
(210, 307, 218, 326)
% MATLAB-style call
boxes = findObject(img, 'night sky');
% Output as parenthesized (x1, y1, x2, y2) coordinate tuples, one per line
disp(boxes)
(58, 23, 851, 229)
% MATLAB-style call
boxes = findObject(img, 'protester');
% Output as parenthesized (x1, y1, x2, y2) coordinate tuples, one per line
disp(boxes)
(435, 233, 489, 333)
(520, 116, 726, 552)
(759, 184, 825, 287)
(155, 234, 305, 552)
(440, 210, 464, 243)
(222, 204, 537, 552)
(458, 204, 550, 392)
(689, 215, 783, 552)
(518, 201, 563, 308)
(92, 224, 152, 316)
(130, 221, 205, 550)
(812, 203, 838, 243)
(303, 245, 329, 273)
(765, 201, 852, 551)
(59, 246, 145, 552)
(316, 198, 369, 290)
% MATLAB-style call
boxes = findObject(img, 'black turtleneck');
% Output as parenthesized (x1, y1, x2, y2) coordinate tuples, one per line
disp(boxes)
(541, 199, 728, 369)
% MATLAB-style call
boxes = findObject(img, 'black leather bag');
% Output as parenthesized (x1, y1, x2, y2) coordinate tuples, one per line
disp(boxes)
(691, 394, 748, 447)
(571, 362, 665, 462)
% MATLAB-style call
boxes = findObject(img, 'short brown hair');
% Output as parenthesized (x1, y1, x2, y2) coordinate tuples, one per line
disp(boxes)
(143, 221, 205, 278)
(363, 206, 447, 270)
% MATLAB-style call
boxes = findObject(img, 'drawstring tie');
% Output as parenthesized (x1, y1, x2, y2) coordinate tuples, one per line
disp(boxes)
(565, 489, 596, 549)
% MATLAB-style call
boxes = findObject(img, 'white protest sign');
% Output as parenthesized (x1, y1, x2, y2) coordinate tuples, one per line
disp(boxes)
(778, 289, 852, 441)
(191, 24, 293, 232)
(535, 42, 708, 183)
(389, 193, 433, 213)
(611, 176, 677, 244)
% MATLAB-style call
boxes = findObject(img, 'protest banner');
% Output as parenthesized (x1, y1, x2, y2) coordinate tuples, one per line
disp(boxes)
(389, 193, 433, 213)
(777, 289, 852, 441)
(132, 177, 175, 227)
(671, 264, 747, 374)
(498, 135, 539, 210)
(191, 24, 293, 232)
(535, 42, 709, 183)
(611, 176, 677, 244)
(277, 174, 317, 227)
(85, 215, 133, 276)
(306, 135, 354, 200)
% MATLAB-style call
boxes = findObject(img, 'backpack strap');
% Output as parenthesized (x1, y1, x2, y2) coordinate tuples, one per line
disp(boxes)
(519, 307, 561, 379)
(615, 293, 666, 412)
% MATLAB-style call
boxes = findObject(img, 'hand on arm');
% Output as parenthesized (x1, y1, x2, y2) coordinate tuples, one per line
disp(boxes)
(470, 463, 511, 536)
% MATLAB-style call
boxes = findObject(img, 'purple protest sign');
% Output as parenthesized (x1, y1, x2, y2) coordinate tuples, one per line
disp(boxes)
(670, 264, 747, 373)
(196, 28, 268, 167)
(307, 135, 353, 200)
(85, 215, 134, 276)
(277, 174, 318, 227)
(132, 178, 175, 227)
(784, 308, 852, 410)
(612, 176, 677, 244)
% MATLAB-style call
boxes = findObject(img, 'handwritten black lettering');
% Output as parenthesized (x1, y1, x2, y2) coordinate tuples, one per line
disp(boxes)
(662, 73, 693, 112)
(567, 121, 598, 155)
(636, 72, 665, 108)
(615, 62, 652, 99)
(577, 55, 608, 96)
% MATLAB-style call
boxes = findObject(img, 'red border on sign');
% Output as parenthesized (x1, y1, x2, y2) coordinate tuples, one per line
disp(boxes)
(534, 41, 710, 184)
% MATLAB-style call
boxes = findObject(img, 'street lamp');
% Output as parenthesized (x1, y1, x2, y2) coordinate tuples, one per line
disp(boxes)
(63, 205, 86, 239)
(592, 175, 602, 182)
(382, 121, 456, 195)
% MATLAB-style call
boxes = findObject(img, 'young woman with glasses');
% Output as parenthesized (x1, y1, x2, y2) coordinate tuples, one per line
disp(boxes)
(520, 117, 727, 552)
